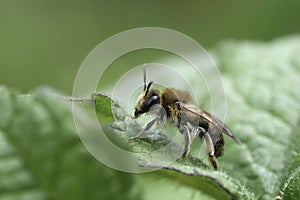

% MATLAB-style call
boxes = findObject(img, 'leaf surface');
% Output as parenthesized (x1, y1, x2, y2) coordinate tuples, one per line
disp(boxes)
(1, 35, 300, 200)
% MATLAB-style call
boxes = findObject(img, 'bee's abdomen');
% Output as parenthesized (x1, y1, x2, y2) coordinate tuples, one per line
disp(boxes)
(214, 136, 225, 157)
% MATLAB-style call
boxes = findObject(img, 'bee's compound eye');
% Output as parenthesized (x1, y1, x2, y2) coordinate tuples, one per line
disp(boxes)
(145, 95, 159, 108)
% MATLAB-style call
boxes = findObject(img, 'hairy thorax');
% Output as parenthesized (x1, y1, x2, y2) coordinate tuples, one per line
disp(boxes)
(161, 88, 194, 126)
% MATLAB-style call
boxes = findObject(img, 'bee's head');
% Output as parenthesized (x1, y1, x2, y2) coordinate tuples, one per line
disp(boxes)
(134, 65, 160, 118)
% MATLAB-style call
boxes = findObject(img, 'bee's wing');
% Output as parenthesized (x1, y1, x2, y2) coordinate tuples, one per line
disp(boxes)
(179, 103, 241, 144)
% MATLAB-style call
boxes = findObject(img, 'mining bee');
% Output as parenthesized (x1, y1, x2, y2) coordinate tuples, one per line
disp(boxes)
(130, 65, 241, 170)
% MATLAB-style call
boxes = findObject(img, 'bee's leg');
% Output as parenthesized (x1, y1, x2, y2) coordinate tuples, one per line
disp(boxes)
(130, 117, 164, 140)
(200, 131, 218, 170)
(179, 125, 191, 161)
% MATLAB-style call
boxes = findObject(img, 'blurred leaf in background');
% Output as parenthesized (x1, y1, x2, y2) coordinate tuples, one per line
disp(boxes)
(0, 0, 300, 93)
(0, 88, 142, 200)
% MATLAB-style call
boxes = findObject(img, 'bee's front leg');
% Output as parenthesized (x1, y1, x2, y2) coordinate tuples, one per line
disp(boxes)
(130, 117, 165, 140)
(131, 105, 166, 140)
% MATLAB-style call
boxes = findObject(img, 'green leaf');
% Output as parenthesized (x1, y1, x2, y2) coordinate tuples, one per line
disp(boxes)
(278, 121, 300, 200)
(212, 36, 300, 199)
(92, 93, 115, 124)
(93, 35, 300, 199)
(107, 106, 255, 199)
(0, 87, 141, 200)
(1, 35, 300, 200)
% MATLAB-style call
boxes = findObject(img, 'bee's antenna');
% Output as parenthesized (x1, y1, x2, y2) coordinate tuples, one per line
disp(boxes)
(143, 64, 153, 95)
(143, 64, 147, 91)
(145, 81, 153, 96)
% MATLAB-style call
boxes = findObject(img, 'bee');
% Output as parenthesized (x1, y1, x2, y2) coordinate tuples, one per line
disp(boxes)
(130, 65, 241, 170)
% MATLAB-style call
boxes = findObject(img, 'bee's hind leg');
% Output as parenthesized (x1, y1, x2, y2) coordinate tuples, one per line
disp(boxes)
(199, 130, 218, 170)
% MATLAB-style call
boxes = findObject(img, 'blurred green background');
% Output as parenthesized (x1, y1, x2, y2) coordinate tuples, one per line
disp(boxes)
(1, 1, 300, 200)
(1, 0, 299, 94)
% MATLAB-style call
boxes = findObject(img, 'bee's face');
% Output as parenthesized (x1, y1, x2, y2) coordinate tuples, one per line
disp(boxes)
(134, 89, 160, 118)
